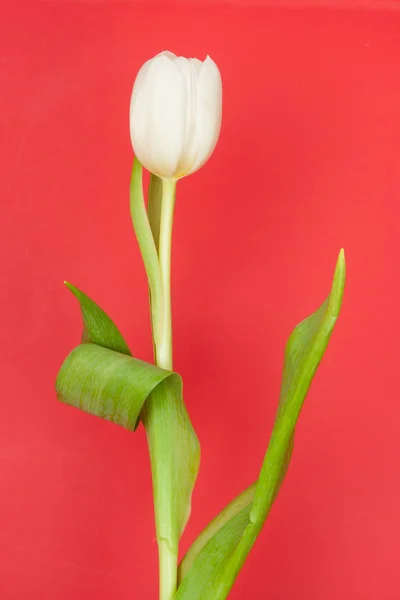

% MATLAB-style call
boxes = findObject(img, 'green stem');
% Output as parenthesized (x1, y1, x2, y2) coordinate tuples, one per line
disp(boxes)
(130, 162, 178, 600)
(154, 179, 176, 371)
(152, 178, 177, 600)
(159, 540, 178, 600)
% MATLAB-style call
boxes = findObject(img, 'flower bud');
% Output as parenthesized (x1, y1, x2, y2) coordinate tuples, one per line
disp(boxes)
(130, 51, 222, 180)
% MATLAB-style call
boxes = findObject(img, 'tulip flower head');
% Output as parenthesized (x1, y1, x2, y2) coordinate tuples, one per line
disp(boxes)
(130, 51, 222, 180)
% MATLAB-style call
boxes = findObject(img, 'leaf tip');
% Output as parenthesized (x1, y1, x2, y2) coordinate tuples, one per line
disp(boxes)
(64, 281, 82, 299)
(335, 248, 346, 282)
(328, 249, 346, 317)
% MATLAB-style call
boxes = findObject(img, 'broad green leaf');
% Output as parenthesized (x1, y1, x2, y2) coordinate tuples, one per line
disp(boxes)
(64, 282, 131, 355)
(176, 250, 345, 600)
(57, 278, 200, 552)
(56, 282, 172, 432)
(56, 346, 199, 551)
(56, 343, 180, 432)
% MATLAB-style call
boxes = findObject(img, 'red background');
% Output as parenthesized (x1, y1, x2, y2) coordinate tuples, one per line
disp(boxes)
(1, 1, 399, 598)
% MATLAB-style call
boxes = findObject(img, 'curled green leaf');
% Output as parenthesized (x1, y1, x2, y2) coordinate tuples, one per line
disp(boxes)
(56, 343, 180, 432)
(56, 280, 200, 563)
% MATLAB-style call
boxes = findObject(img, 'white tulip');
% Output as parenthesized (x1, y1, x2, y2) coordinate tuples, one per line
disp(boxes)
(130, 51, 222, 180)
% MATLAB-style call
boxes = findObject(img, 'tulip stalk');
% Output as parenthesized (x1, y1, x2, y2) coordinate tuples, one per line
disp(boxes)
(154, 178, 176, 371)
(130, 164, 180, 600)
(147, 177, 178, 600)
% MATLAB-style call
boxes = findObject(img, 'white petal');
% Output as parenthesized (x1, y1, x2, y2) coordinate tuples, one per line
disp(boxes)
(173, 58, 199, 176)
(130, 55, 187, 178)
(130, 56, 162, 170)
(185, 56, 222, 176)
(154, 50, 177, 61)
(129, 51, 178, 173)
(174, 58, 193, 159)
(173, 56, 191, 78)
(190, 58, 203, 78)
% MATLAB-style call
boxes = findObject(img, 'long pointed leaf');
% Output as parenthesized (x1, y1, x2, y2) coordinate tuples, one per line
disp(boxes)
(176, 250, 345, 600)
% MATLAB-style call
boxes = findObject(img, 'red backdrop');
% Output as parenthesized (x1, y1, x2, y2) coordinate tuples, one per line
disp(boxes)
(1, 1, 399, 599)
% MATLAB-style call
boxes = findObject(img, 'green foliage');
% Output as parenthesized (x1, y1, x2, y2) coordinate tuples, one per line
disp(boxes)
(56, 284, 180, 432)
(175, 250, 345, 600)
(56, 246, 345, 600)
(55, 280, 200, 559)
